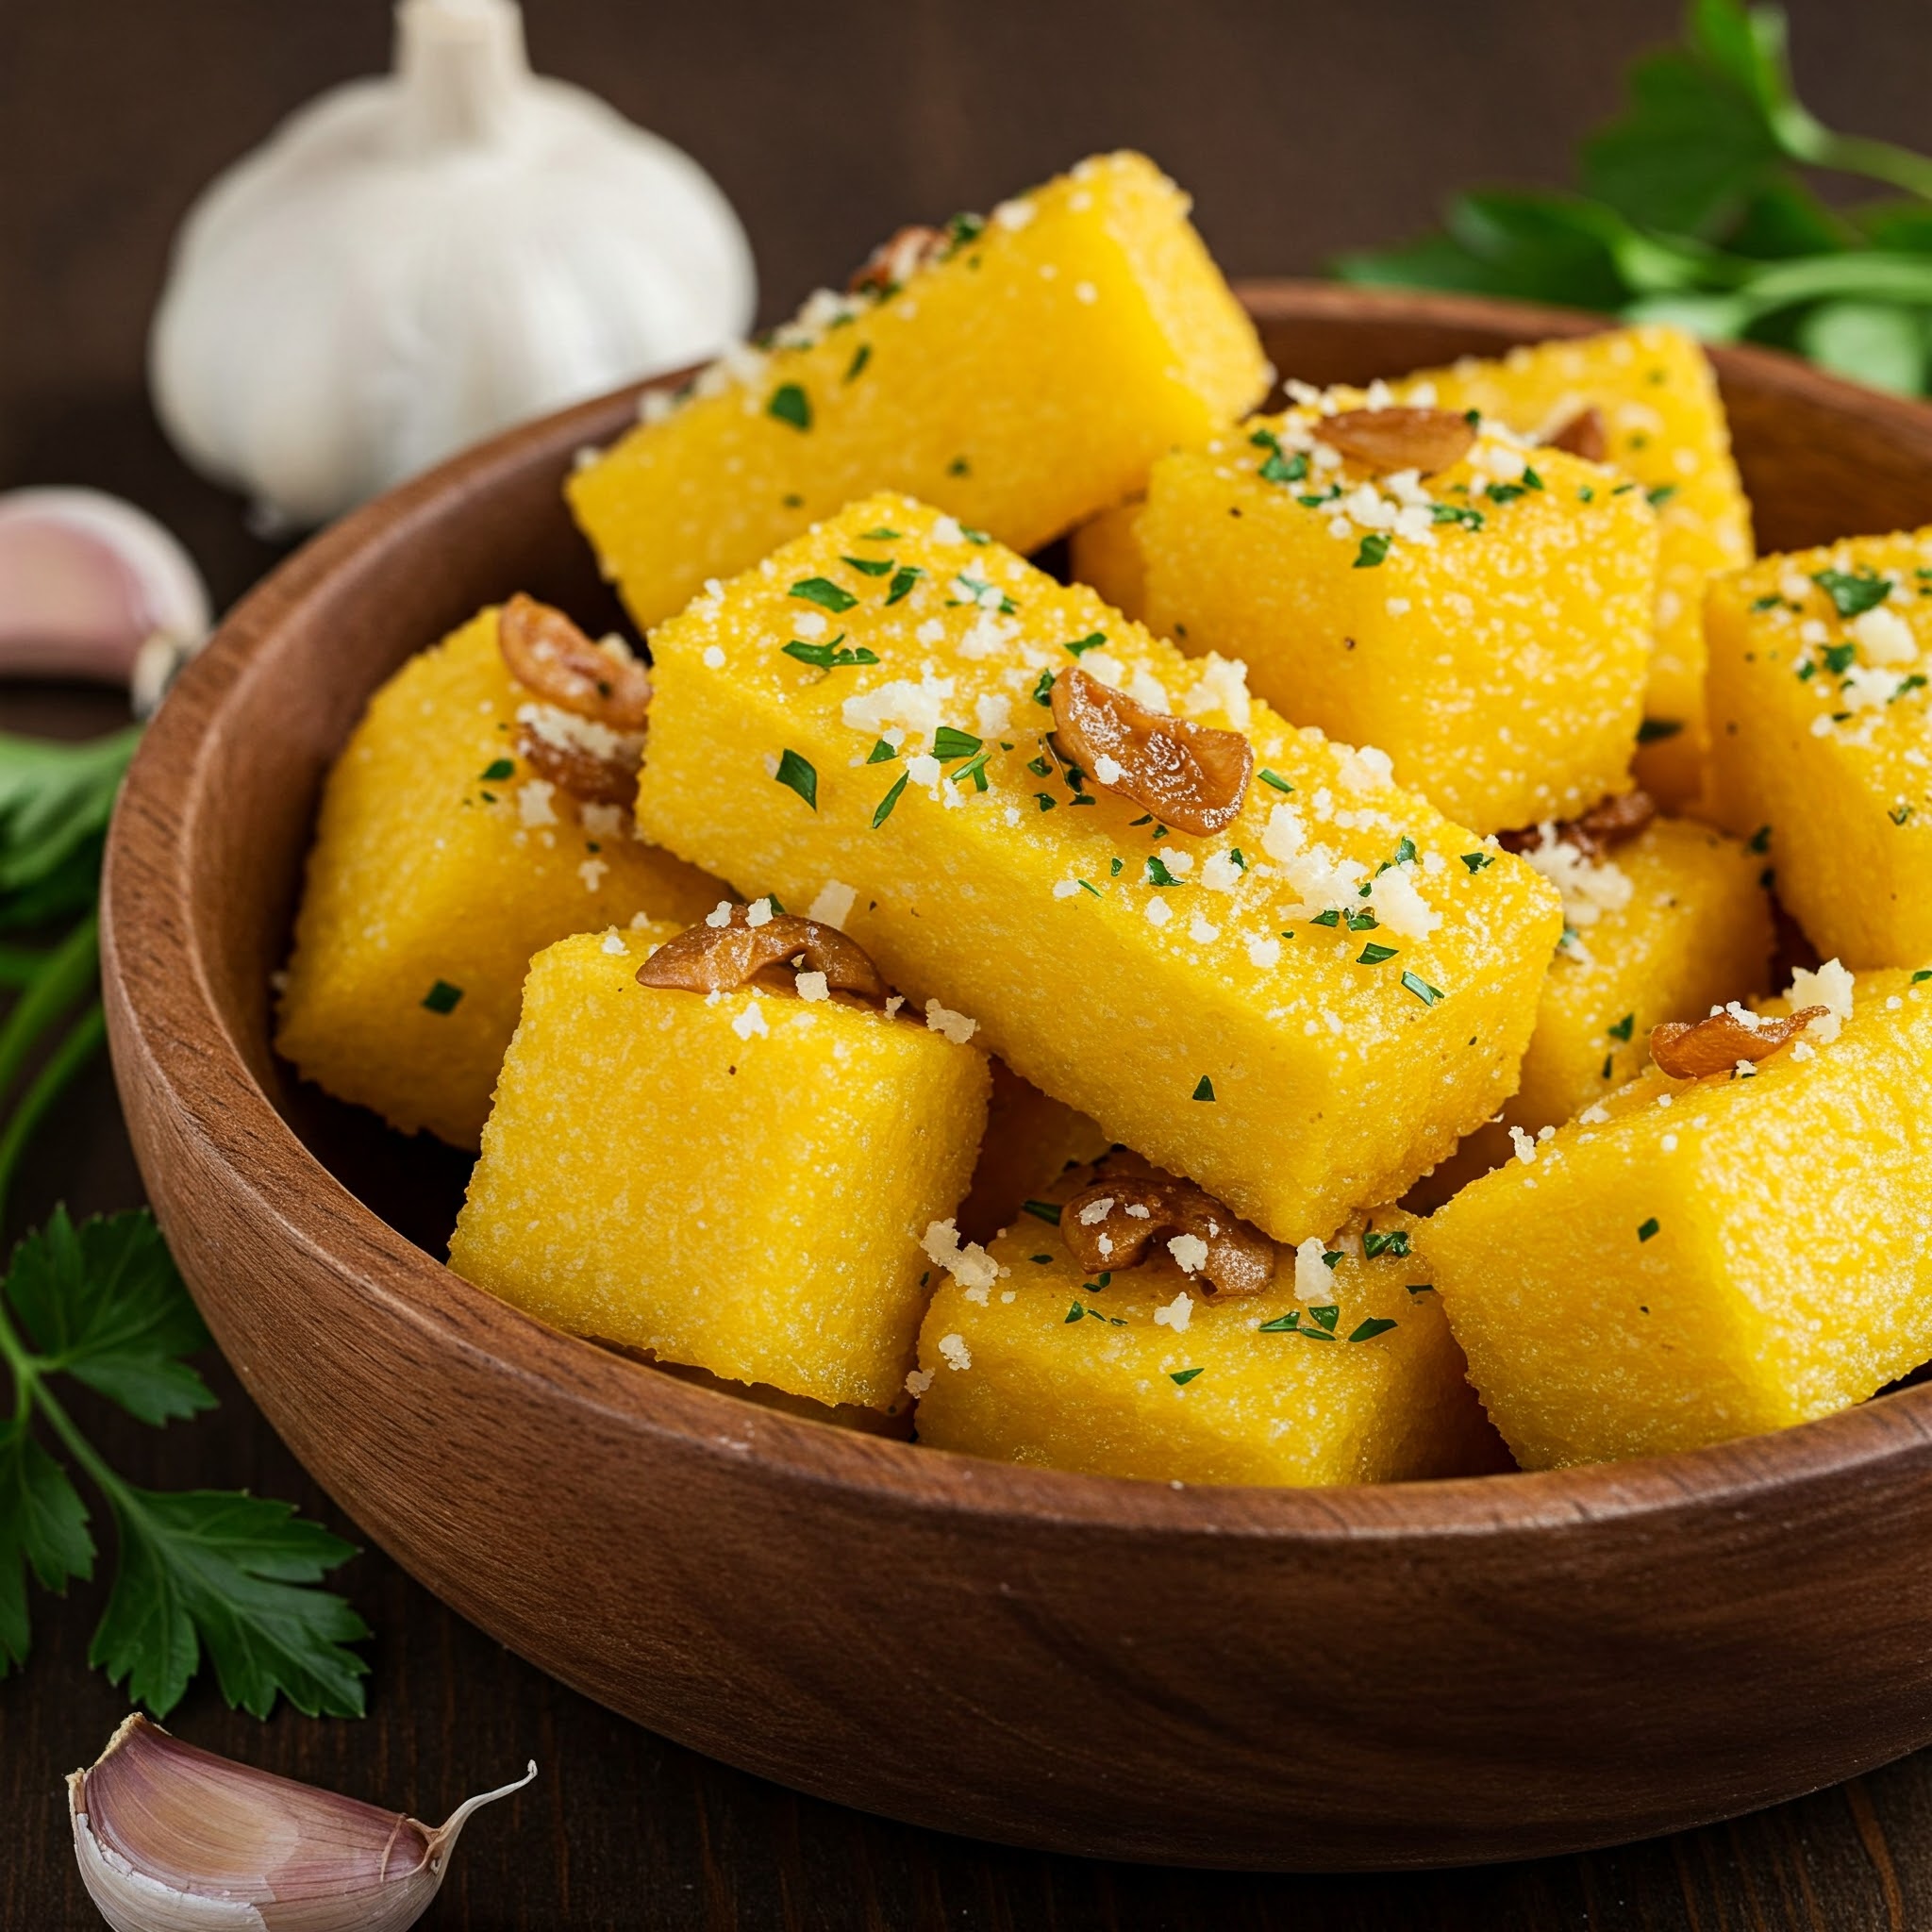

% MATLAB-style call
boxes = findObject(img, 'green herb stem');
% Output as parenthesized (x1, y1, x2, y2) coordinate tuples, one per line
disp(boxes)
(0, 944, 48, 990)
(0, 1003, 106, 1233)
(0, 912, 97, 1111)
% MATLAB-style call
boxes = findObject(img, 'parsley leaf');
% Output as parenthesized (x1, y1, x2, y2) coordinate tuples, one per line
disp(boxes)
(92, 1488, 367, 1719)
(6, 1208, 215, 1425)
(0, 727, 140, 930)
(0, 1430, 93, 1669)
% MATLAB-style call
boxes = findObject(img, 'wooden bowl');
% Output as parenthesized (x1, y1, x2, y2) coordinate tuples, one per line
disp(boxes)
(102, 285, 1932, 1873)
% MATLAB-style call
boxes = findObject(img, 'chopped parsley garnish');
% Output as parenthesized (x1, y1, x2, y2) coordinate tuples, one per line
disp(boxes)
(479, 758, 514, 782)
(951, 574, 1015, 614)
(1249, 428, 1307, 486)
(859, 525, 902, 540)
(1751, 592, 1785, 611)
(766, 383, 811, 430)
(783, 637, 878, 671)
(1636, 719, 1684, 743)
(1638, 1217, 1660, 1242)
(1026, 754, 1053, 776)
(885, 564, 924, 605)
(1406, 1282, 1435, 1296)
(1914, 970, 1932, 984)
(1065, 1302, 1087, 1324)
(1109, 858, 1124, 876)
(1191, 1075, 1215, 1101)
(1311, 909, 1341, 927)
(1747, 824, 1773, 854)
(1357, 941, 1399, 965)
(1812, 566, 1891, 618)
(790, 576, 857, 613)
(932, 725, 982, 760)
(1078, 879, 1101, 897)
(1400, 970, 1445, 1007)
(1645, 483, 1677, 509)
(947, 455, 971, 476)
(422, 979, 463, 1014)
(1032, 1255, 1053, 1264)
(871, 771, 908, 827)
(952, 751, 992, 791)
(1461, 851, 1494, 872)
(866, 739, 898, 763)
(1063, 632, 1108, 658)
(1354, 532, 1391, 569)
(1023, 1200, 1063, 1225)
(1890, 802, 1915, 825)
(1362, 1227, 1410, 1258)
(1258, 769, 1294, 794)
(1170, 1368, 1205, 1387)
(1821, 641, 1857, 675)
(1348, 1318, 1398, 1342)
(1432, 503, 1485, 530)
(844, 343, 871, 382)
(1146, 856, 1184, 887)
(1608, 1012, 1635, 1041)
(1035, 793, 1057, 811)
(841, 555, 893, 576)
(774, 749, 818, 809)
(1031, 670, 1056, 706)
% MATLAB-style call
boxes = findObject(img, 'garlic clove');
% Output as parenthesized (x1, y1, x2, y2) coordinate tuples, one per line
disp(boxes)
(69, 1712, 535, 1932)
(0, 488, 210, 711)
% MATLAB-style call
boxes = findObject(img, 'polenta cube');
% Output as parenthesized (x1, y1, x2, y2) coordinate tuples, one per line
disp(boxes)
(1067, 499, 1148, 624)
(1707, 532, 1932, 968)
(1137, 391, 1659, 834)
(1398, 325, 1754, 807)
(914, 1162, 1497, 1486)
(568, 152, 1269, 630)
(956, 1059, 1111, 1246)
(634, 491, 1564, 1244)
(448, 924, 991, 1413)
(1426, 817, 1772, 1191)
(1424, 964, 1932, 1469)
(275, 608, 719, 1147)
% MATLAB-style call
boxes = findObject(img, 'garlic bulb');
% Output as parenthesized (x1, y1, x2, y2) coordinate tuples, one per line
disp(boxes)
(149, 0, 755, 528)
(69, 1712, 536, 1932)
(0, 489, 209, 713)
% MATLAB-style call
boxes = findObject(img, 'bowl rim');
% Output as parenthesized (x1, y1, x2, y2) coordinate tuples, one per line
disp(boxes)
(103, 276, 1932, 1549)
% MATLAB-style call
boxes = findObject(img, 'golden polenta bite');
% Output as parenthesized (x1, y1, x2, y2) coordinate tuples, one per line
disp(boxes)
(1067, 498, 1149, 624)
(275, 598, 718, 1147)
(1423, 962, 1932, 1470)
(633, 491, 1564, 1244)
(1707, 531, 1932, 968)
(913, 1160, 1498, 1485)
(957, 1059, 1111, 1247)
(1396, 325, 1753, 808)
(1422, 799, 1773, 1192)
(1136, 389, 1659, 834)
(567, 152, 1269, 630)
(449, 908, 990, 1414)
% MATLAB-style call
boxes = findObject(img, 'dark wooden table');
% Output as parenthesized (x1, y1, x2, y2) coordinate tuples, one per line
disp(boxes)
(10, 3, 1932, 1924)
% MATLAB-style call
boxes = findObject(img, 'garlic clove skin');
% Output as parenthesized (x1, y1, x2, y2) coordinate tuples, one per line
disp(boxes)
(69, 1712, 536, 1932)
(0, 489, 209, 708)
(149, 0, 756, 528)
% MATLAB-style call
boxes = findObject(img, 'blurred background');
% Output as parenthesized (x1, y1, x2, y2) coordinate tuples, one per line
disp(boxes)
(6, 0, 1932, 611)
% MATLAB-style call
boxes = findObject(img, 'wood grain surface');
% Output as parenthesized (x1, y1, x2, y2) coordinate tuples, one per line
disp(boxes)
(12, 2, 1932, 1924)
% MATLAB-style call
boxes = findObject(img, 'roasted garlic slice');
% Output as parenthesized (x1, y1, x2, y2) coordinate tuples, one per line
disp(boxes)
(1050, 665, 1252, 836)
(1061, 1174, 1275, 1298)
(1315, 406, 1476, 476)
(637, 904, 891, 1004)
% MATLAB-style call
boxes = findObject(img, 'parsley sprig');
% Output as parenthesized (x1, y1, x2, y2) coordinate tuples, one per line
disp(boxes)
(1339, 0, 1932, 398)
(0, 727, 366, 1719)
